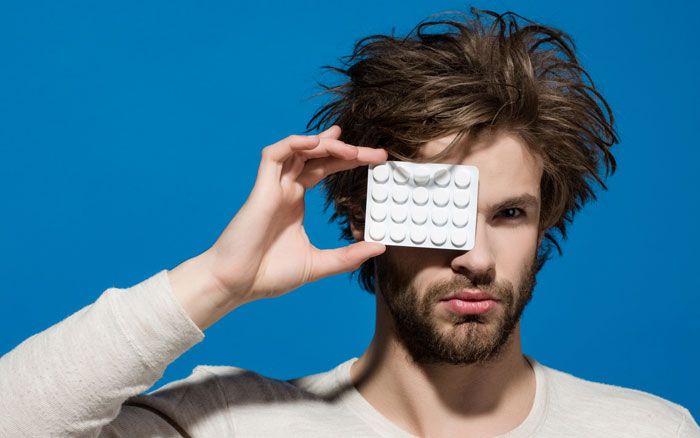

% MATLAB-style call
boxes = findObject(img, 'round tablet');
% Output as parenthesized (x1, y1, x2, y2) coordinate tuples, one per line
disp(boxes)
(390, 227, 406, 242)
(410, 228, 427, 244)
(430, 228, 447, 246)
(413, 187, 429, 205)
(372, 164, 390, 183)
(432, 189, 449, 207)
(434, 169, 451, 187)
(431, 208, 448, 226)
(454, 170, 471, 188)
(392, 187, 409, 204)
(452, 210, 469, 227)
(451, 230, 467, 247)
(372, 185, 389, 203)
(370, 204, 387, 221)
(453, 190, 470, 208)
(391, 206, 408, 223)
(411, 207, 428, 225)
(393, 166, 410, 184)
(413, 167, 431, 185)
(369, 223, 386, 241)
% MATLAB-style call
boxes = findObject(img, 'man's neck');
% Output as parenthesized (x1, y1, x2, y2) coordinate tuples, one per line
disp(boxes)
(349, 312, 535, 437)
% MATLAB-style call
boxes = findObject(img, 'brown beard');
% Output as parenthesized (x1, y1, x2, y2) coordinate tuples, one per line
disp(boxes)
(375, 250, 537, 367)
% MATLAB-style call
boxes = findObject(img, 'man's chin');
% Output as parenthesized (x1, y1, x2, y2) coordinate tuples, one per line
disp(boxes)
(447, 317, 499, 337)
(435, 308, 506, 339)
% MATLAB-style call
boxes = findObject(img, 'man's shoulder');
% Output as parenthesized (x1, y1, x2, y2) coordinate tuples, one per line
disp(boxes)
(162, 364, 331, 402)
(158, 361, 345, 401)
(117, 363, 358, 436)
(543, 363, 687, 412)
(538, 361, 697, 436)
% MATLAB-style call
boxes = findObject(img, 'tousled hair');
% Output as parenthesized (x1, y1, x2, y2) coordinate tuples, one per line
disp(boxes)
(306, 7, 619, 293)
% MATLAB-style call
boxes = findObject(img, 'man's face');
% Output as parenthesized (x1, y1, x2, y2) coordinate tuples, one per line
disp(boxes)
(374, 130, 544, 366)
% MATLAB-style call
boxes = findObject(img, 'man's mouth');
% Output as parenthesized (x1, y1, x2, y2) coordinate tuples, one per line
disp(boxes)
(440, 289, 499, 302)
(441, 298, 499, 315)
(439, 289, 500, 315)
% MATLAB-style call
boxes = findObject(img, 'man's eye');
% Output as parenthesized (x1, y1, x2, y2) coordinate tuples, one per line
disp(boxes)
(498, 208, 525, 219)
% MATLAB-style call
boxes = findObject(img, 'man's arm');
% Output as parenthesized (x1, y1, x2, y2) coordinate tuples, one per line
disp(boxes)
(0, 268, 205, 437)
(678, 408, 700, 438)
(0, 127, 387, 436)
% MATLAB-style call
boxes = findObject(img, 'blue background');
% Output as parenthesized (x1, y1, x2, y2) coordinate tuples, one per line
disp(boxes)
(1, 0, 698, 420)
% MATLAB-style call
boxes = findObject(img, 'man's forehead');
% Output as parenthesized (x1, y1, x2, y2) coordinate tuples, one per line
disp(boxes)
(419, 131, 544, 208)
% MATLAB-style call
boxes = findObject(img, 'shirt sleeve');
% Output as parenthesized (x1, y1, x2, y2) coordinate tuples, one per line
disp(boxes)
(0, 269, 205, 437)
(678, 408, 700, 438)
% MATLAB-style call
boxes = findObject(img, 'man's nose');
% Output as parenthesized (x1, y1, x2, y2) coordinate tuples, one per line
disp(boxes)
(450, 217, 495, 284)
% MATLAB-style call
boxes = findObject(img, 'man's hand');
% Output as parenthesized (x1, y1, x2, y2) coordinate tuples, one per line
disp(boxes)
(168, 126, 387, 330)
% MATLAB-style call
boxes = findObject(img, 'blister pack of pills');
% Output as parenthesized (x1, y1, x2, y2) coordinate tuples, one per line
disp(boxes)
(364, 161, 479, 250)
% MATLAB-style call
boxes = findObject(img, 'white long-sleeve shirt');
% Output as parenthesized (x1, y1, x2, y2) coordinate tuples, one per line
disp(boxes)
(1, 269, 698, 437)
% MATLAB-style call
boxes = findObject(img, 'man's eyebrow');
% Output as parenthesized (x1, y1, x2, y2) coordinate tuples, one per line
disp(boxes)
(487, 194, 540, 213)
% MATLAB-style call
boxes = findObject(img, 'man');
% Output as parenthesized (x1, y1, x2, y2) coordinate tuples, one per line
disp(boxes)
(1, 8, 698, 438)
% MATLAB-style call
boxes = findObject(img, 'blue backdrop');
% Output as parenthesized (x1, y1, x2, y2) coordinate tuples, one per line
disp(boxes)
(1, 0, 698, 420)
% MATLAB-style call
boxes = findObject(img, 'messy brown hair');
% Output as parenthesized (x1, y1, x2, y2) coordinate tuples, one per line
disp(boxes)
(306, 7, 618, 293)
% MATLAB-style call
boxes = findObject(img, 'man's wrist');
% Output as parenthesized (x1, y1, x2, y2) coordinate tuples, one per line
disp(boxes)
(167, 252, 244, 331)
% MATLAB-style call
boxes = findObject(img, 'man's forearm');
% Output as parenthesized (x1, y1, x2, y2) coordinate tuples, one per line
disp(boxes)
(0, 270, 204, 437)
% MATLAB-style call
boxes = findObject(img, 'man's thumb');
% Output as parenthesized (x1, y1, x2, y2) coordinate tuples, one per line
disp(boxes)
(310, 241, 386, 281)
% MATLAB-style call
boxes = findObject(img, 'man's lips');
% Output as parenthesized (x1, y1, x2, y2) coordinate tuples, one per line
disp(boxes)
(440, 289, 499, 302)
(440, 289, 500, 315)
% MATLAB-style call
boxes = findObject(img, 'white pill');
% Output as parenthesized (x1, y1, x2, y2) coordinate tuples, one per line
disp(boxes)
(393, 166, 410, 184)
(454, 170, 471, 188)
(411, 207, 428, 225)
(431, 208, 448, 226)
(413, 187, 429, 205)
(430, 228, 447, 246)
(370, 204, 387, 221)
(434, 169, 451, 187)
(373, 164, 390, 183)
(392, 187, 409, 204)
(432, 189, 449, 207)
(413, 167, 431, 185)
(452, 210, 469, 227)
(410, 227, 427, 244)
(453, 190, 470, 208)
(369, 223, 386, 241)
(372, 185, 388, 203)
(391, 206, 408, 223)
(390, 227, 406, 242)
(451, 230, 467, 247)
